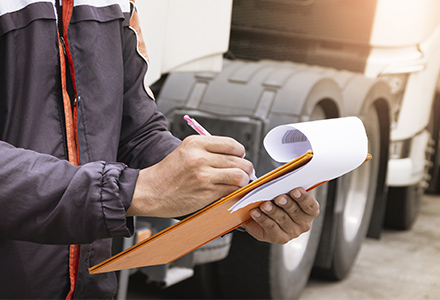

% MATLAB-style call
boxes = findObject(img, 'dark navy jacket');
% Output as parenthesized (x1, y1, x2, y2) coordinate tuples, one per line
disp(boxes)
(0, 0, 180, 298)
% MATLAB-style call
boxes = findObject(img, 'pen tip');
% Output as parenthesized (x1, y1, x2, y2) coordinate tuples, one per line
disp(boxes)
(183, 115, 191, 122)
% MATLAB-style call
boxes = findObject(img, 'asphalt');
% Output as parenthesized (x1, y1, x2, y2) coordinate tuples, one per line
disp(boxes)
(300, 193, 440, 300)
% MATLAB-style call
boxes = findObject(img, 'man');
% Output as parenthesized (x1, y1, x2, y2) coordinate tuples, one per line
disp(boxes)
(0, 0, 319, 298)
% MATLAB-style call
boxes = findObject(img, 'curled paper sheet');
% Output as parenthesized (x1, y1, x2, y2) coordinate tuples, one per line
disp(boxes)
(229, 116, 368, 213)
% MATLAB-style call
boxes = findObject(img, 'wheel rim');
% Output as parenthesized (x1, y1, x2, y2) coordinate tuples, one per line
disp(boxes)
(281, 104, 326, 271)
(281, 185, 325, 271)
(342, 105, 380, 242)
(342, 161, 371, 241)
(282, 229, 312, 271)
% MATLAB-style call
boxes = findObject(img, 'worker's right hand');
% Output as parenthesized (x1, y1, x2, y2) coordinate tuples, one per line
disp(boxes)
(127, 135, 254, 218)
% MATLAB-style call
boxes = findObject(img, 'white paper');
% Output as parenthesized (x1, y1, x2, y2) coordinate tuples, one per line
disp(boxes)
(229, 116, 368, 212)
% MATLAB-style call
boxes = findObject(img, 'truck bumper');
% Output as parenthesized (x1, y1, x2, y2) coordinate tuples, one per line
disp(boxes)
(386, 130, 430, 187)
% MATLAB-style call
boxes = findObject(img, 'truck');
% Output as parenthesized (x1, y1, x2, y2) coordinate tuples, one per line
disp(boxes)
(115, 1, 440, 299)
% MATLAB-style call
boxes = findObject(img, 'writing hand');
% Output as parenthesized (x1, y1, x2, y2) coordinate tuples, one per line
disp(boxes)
(127, 135, 254, 218)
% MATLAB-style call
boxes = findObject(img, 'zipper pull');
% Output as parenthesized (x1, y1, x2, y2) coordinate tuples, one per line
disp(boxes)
(60, 36, 67, 55)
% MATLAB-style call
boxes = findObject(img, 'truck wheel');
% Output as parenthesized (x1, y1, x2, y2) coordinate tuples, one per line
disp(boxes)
(192, 102, 332, 299)
(384, 100, 439, 229)
(312, 103, 380, 280)
(426, 93, 440, 194)
(384, 185, 422, 230)
(198, 185, 328, 300)
(385, 94, 440, 229)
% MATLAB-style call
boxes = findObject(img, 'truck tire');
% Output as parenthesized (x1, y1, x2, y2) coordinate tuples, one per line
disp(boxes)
(384, 185, 421, 230)
(385, 94, 440, 230)
(312, 103, 381, 280)
(426, 93, 440, 194)
(384, 97, 439, 230)
(197, 103, 331, 300)
(199, 185, 328, 300)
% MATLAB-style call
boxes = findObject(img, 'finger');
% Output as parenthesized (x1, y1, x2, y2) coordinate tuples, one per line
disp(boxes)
(248, 206, 291, 244)
(261, 199, 291, 229)
(181, 136, 254, 179)
(289, 188, 320, 218)
(202, 136, 246, 158)
(242, 218, 266, 241)
(207, 152, 254, 178)
(260, 197, 308, 238)
(272, 189, 318, 234)
(211, 168, 250, 187)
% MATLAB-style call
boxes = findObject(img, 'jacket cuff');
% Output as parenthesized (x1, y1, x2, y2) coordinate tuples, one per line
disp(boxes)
(100, 163, 139, 238)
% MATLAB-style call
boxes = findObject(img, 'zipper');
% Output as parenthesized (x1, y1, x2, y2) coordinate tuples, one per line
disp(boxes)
(56, 1, 82, 299)
(60, 36, 67, 55)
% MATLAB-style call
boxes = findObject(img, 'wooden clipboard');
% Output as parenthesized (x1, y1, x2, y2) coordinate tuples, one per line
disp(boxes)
(89, 151, 317, 274)
(90, 151, 371, 274)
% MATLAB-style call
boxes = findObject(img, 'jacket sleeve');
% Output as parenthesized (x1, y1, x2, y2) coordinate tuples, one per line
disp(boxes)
(0, 140, 138, 245)
(117, 6, 181, 169)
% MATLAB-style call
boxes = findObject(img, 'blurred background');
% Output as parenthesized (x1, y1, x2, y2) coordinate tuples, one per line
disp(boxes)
(114, 1, 440, 299)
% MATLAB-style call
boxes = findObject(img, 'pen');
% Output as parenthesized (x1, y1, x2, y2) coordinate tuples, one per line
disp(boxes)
(183, 115, 211, 136)
(184, 115, 257, 181)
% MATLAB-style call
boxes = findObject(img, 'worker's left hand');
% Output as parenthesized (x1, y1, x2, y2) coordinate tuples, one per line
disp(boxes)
(243, 187, 319, 244)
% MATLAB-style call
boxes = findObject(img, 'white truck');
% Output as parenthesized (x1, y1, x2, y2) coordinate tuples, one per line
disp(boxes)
(116, 1, 440, 299)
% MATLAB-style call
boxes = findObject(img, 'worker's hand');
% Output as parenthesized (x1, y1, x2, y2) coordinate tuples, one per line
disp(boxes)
(243, 187, 319, 244)
(127, 135, 254, 218)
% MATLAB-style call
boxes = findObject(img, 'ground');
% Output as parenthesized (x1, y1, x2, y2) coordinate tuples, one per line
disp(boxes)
(126, 194, 440, 300)
(301, 194, 440, 300)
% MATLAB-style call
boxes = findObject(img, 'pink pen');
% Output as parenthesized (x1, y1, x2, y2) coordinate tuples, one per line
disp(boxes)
(183, 115, 257, 181)
(183, 115, 212, 136)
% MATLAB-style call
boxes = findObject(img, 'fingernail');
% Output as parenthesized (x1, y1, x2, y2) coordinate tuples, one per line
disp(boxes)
(262, 202, 273, 212)
(292, 189, 301, 199)
(250, 168, 257, 181)
(278, 196, 288, 206)
(251, 209, 261, 219)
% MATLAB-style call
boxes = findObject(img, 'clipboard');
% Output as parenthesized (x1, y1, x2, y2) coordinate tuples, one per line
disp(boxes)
(90, 151, 315, 274)
(89, 150, 371, 274)
(90, 116, 371, 274)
